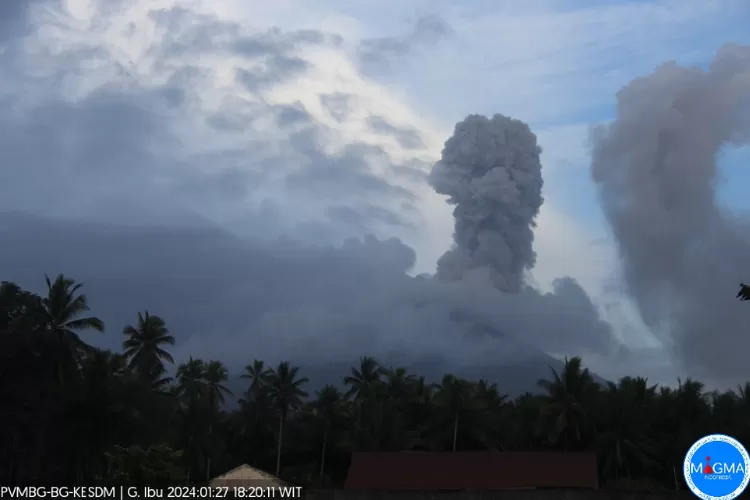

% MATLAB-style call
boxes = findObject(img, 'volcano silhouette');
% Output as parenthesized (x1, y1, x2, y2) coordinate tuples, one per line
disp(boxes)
(704, 457, 714, 474)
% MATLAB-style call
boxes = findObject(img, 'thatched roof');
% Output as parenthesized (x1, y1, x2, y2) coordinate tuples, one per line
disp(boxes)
(210, 464, 286, 487)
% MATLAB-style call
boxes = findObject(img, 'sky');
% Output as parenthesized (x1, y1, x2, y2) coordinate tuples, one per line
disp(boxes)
(1, 0, 749, 390)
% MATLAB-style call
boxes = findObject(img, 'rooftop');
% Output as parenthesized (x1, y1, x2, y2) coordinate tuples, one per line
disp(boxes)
(344, 451, 598, 490)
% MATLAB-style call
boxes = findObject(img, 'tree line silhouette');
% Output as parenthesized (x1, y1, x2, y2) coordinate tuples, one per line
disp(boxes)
(2, 274, 750, 489)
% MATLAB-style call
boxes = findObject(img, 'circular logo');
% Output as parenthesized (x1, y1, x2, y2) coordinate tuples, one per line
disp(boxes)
(683, 434, 750, 500)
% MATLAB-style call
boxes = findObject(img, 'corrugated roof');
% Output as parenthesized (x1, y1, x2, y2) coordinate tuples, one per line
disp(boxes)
(344, 451, 598, 490)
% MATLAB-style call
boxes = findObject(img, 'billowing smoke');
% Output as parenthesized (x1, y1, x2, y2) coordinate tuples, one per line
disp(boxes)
(420, 113, 617, 360)
(429, 115, 543, 292)
(591, 43, 750, 384)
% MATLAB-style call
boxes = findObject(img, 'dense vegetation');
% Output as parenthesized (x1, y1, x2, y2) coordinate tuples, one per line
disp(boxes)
(2, 274, 750, 489)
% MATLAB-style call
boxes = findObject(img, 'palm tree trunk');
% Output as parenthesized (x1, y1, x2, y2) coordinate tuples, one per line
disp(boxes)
(35, 424, 46, 482)
(319, 424, 328, 486)
(452, 414, 459, 452)
(276, 413, 284, 477)
(206, 423, 213, 481)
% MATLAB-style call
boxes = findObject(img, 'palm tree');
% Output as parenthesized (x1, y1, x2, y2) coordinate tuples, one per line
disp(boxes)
(42, 274, 104, 340)
(264, 361, 309, 477)
(241, 360, 270, 400)
(174, 357, 208, 482)
(343, 356, 383, 401)
(344, 357, 388, 450)
(122, 312, 175, 380)
(204, 361, 232, 409)
(598, 377, 658, 484)
(733, 382, 750, 444)
(72, 349, 139, 480)
(0, 281, 45, 334)
(435, 374, 475, 452)
(401, 376, 437, 450)
(313, 385, 345, 485)
(536, 357, 599, 451)
(737, 382, 750, 403)
(475, 379, 507, 412)
(412, 376, 434, 406)
(202, 360, 232, 480)
(508, 393, 544, 450)
(675, 378, 711, 443)
(176, 357, 206, 406)
(385, 367, 416, 401)
(41, 274, 104, 379)
(473, 379, 508, 450)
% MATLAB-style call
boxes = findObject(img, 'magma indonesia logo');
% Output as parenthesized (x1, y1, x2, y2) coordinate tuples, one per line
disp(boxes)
(684, 434, 750, 500)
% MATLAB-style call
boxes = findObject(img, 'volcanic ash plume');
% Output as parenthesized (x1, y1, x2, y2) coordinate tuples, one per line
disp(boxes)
(429, 114, 544, 292)
(590, 43, 750, 383)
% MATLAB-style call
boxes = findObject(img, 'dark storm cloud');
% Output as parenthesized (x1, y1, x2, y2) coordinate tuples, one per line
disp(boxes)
(591, 43, 750, 384)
